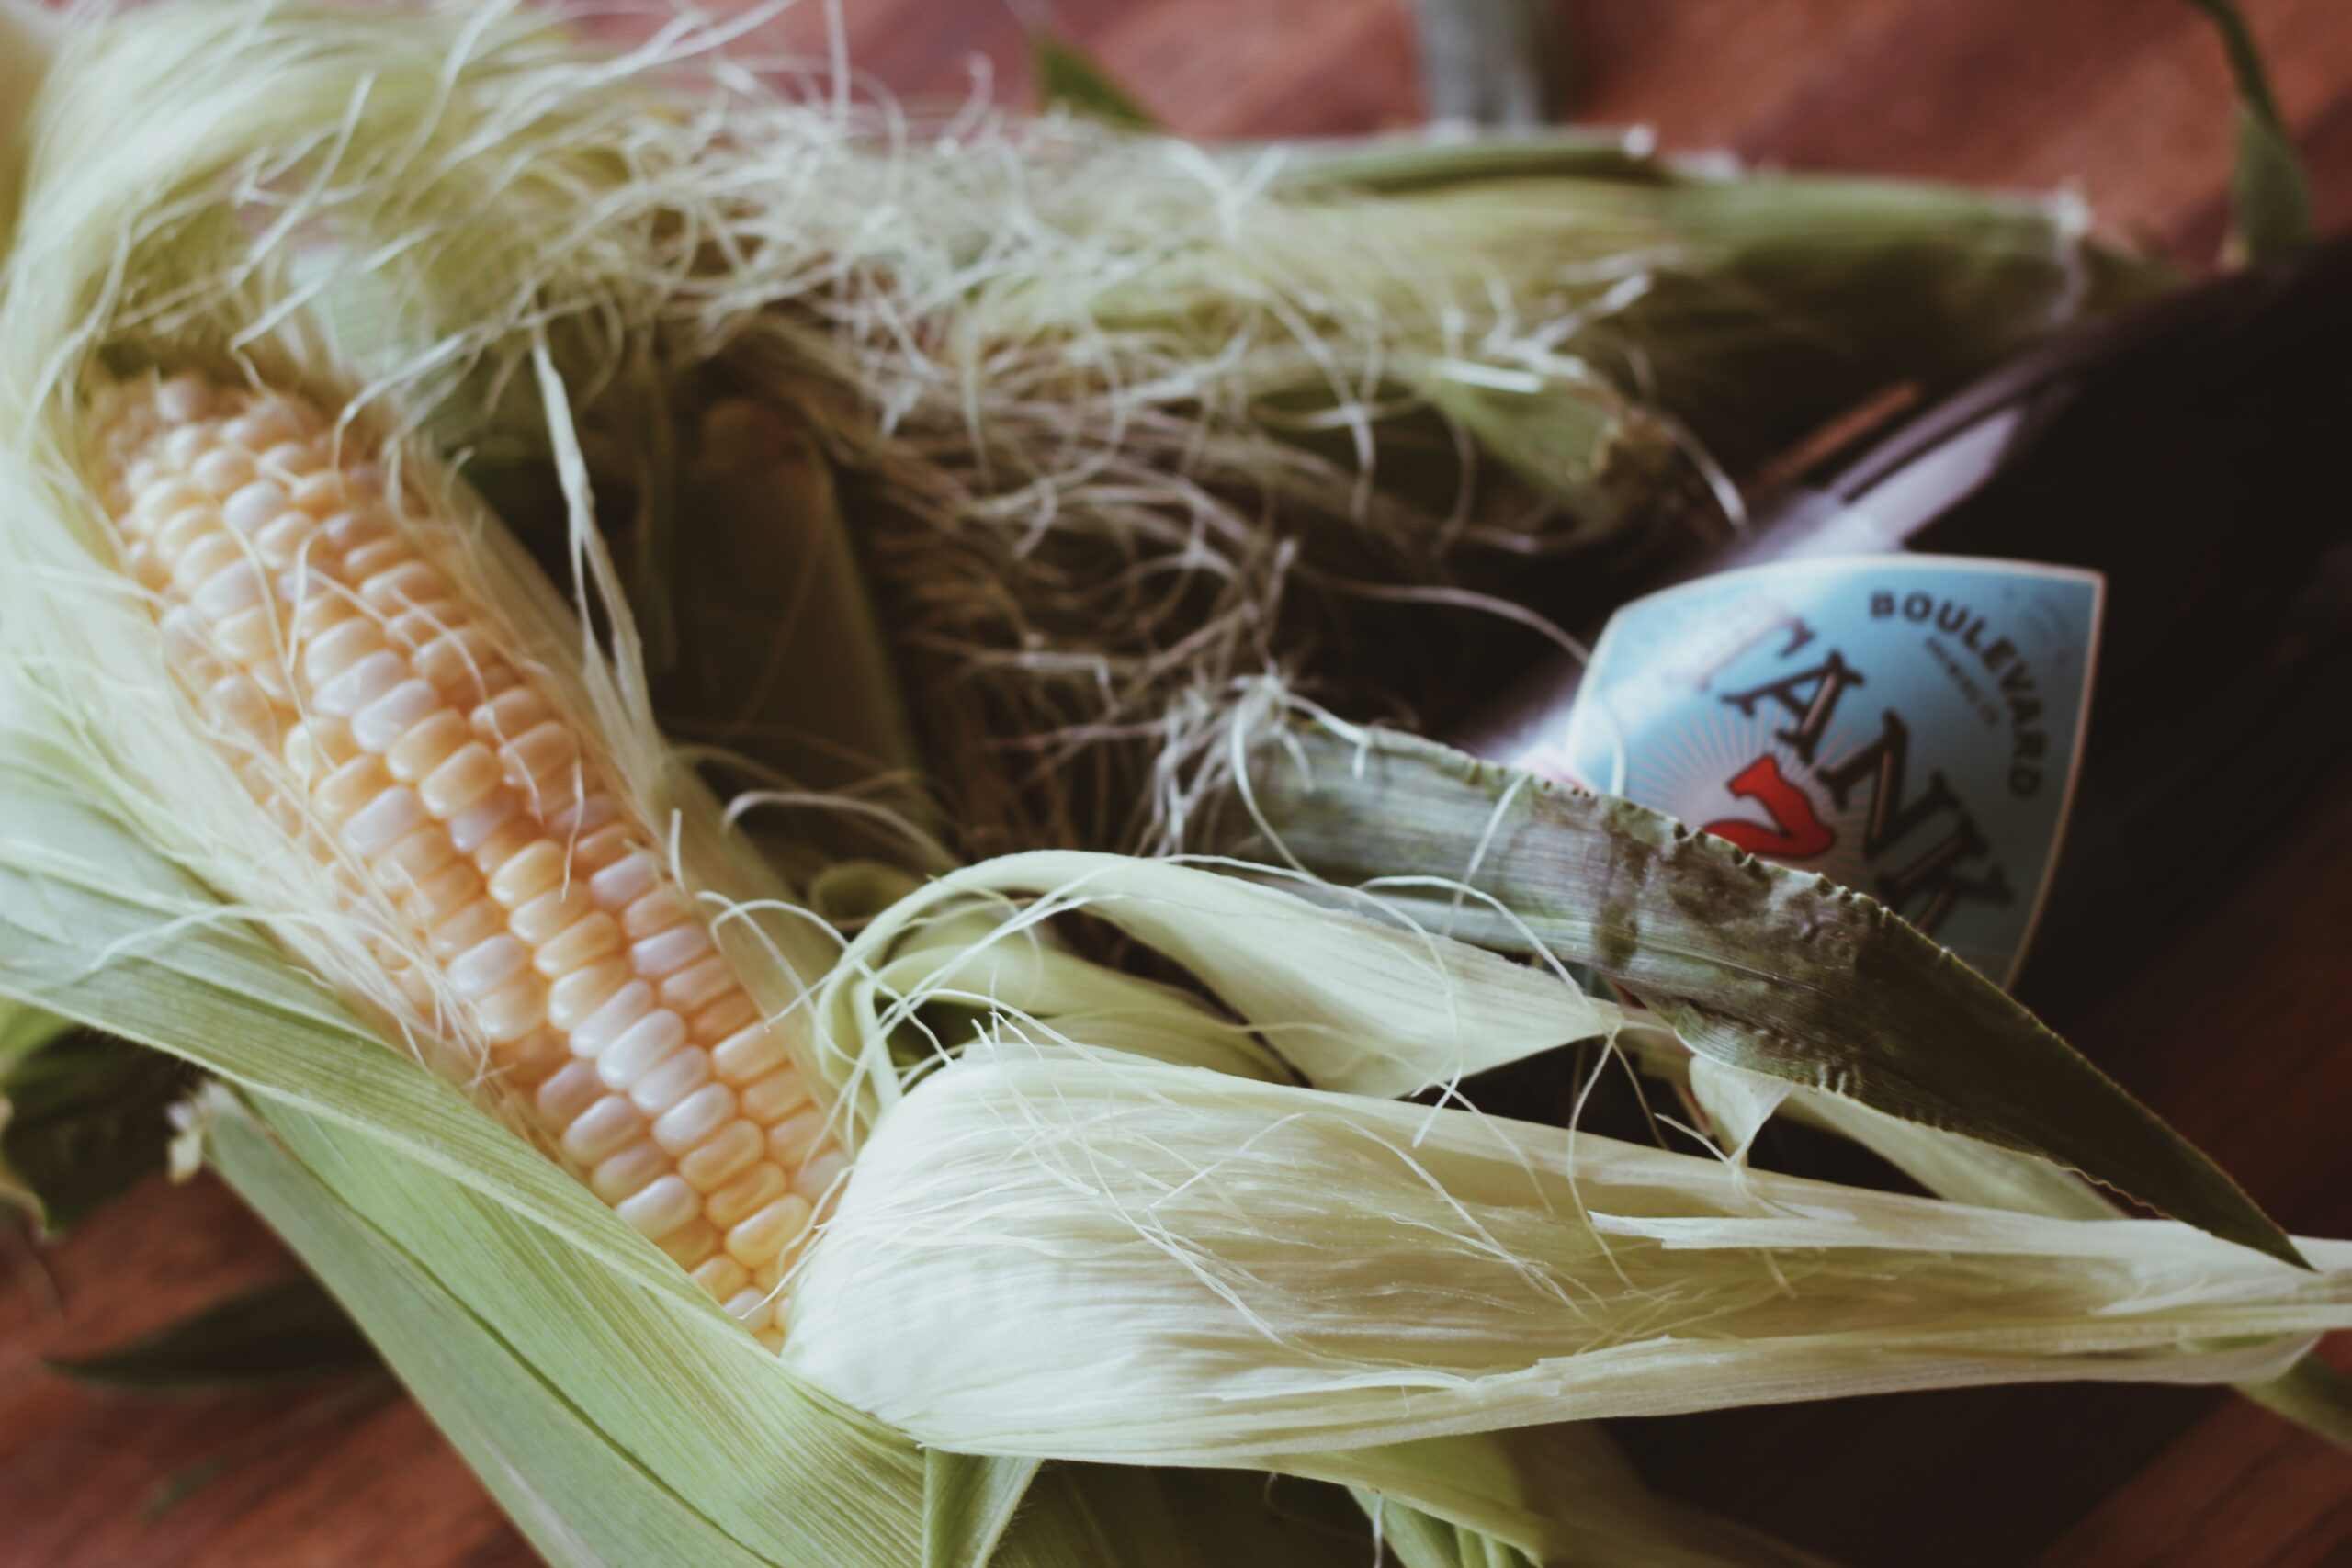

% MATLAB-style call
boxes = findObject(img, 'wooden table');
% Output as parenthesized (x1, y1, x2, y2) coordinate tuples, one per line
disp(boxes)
(6, 2, 2351, 1562)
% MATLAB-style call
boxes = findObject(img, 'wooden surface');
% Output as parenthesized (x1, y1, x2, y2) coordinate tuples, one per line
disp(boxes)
(8, 2, 2352, 1563)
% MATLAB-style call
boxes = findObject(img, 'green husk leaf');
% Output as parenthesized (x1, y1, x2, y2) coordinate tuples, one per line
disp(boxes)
(927, 1450, 1044, 1568)
(46, 1275, 378, 1391)
(1372, 1503, 1531, 1568)
(827, 854, 1834, 1561)
(1570, 175, 2146, 468)
(1261, 129, 1669, 195)
(658, 400, 936, 871)
(1688, 1050, 2113, 1222)
(0, 1029, 186, 1232)
(2239, 1356, 2352, 1450)
(1298, 163, 2150, 511)
(245, 1127, 908, 1568)
(0, 997, 67, 1070)
(206, 1098, 798, 1568)
(1032, 32, 1158, 130)
(2187, 0, 2314, 262)
(453, 394, 934, 875)
(820, 849, 1630, 1108)
(1222, 723, 2301, 1267)
(1294, 1427, 1833, 1567)
(1414, 366, 1675, 534)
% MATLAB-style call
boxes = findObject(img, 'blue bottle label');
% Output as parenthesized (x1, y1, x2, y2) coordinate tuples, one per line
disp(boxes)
(1526, 555, 2103, 984)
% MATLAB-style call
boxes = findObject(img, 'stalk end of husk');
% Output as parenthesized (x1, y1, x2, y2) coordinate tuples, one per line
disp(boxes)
(0, 0, 59, 256)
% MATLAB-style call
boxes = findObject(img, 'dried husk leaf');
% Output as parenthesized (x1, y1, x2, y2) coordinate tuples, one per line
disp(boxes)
(1215, 722, 2301, 1265)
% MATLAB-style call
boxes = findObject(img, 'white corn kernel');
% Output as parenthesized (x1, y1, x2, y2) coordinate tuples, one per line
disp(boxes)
(653, 1082, 736, 1156)
(571, 977, 655, 1057)
(596, 1009, 687, 1092)
(628, 1045, 712, 1116)
(314, 649, 408, 716)
(589, 852, 658, 910)
(590, 1140, 669, 1204)
(616, 1175, 699, 1241)
(629, 920, 713, 979)
(560, 1095, 643, 1164)
(351, 679, 441, 751)
(342, 784, 425, 856)
(447, 933, 529, 1000)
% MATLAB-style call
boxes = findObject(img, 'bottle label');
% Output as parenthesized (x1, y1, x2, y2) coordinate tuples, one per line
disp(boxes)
(1528, 555, 2103, 984)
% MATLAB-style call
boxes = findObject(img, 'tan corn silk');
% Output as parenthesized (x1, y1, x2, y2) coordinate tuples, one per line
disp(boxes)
(93, 372, 845, 1348)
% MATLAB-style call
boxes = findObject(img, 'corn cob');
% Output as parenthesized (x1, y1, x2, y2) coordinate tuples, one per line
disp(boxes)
(91, 370, 847, 1348)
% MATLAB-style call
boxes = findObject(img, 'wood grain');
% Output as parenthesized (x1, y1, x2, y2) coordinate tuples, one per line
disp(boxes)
(6, 2, 2350, 1563)
(0, 1174, 533, 1568)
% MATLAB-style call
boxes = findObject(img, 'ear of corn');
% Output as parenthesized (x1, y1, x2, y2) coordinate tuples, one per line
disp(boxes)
(89, 370, 846, 1344)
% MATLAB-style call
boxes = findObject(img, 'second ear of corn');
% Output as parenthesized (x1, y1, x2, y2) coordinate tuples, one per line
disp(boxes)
(93, 370, 847, 1348)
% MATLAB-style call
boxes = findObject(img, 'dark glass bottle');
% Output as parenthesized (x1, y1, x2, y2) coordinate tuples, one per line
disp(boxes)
(1457, 233, 2352, 1024)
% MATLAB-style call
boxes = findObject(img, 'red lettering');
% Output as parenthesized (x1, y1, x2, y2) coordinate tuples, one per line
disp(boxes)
(1703, 755, 1838, 860)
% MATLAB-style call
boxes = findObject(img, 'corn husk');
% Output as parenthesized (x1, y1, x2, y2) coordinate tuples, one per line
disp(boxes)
(0, 3, 54, 255)
(0, 737, 1881, 1566)
(814, 849, 1629, 1113)
(0, 749, 1419, 1566)
(1649, 1010, 2352, 1449)
(1, 6, 2334, 1568)
(0, 6, 1826, 1559)
(785, 1040, 2350, 1458)
(1206, 720, 2297, 1263)
(80, 0, 2165, 858)
(1219, 716, 2352, 1445)
(763, 741, 2338, 1450)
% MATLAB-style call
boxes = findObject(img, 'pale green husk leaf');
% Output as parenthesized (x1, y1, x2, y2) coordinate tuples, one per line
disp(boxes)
(785, 1042, 2352, 1460)
(1665, 1041, 2352, 1453)
(2188, 0, 2315, 262)
(819, 849, 1632, 1112)
(927, 1451, 1046, 1568)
